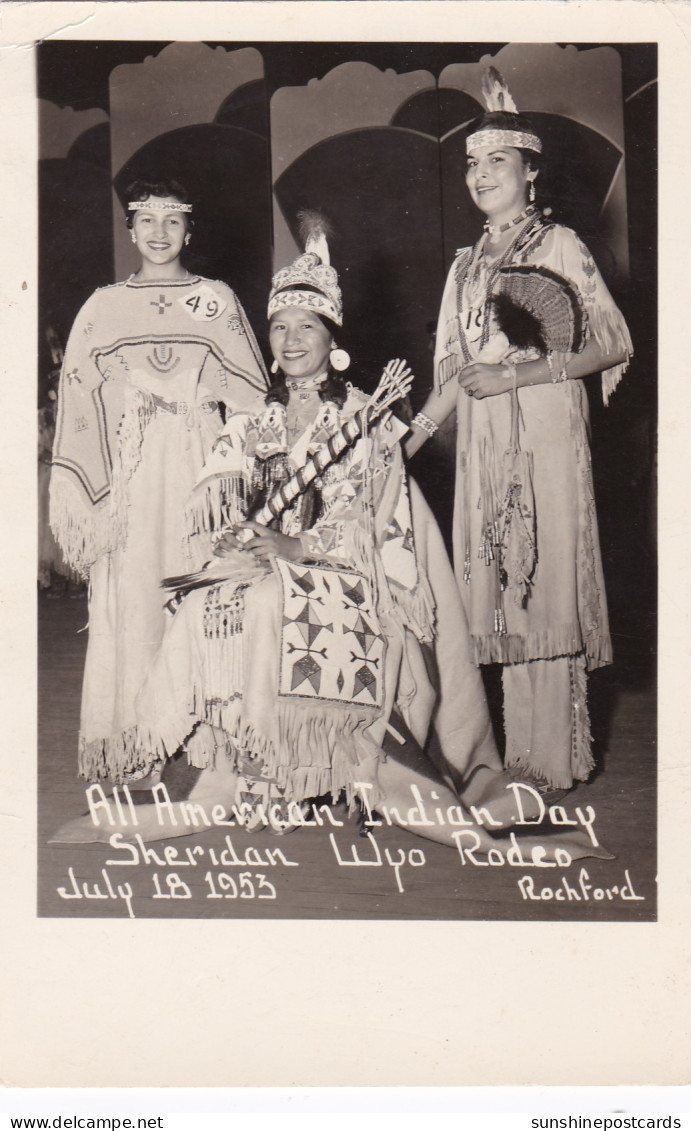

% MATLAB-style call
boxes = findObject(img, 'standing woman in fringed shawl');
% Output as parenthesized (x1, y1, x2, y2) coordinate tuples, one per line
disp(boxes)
(50, 178, 267, 783)
(405, 71, 633, 796)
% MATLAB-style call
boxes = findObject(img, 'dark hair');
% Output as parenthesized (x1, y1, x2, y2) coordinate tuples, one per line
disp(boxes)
(466, 111, 543, 173)
(123, 178, 195, 230)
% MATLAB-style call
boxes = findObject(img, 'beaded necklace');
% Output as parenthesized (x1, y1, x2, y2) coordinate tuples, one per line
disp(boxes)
(285, 371, 328, 401)
(127, 270, 194, 286)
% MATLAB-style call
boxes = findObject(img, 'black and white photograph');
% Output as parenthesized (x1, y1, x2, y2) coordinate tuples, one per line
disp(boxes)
(34, 35, 656, 922)
(2, 0, 689, 1095)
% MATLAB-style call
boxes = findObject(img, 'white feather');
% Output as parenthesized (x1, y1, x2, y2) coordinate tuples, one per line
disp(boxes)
(297, 209, 332, 265)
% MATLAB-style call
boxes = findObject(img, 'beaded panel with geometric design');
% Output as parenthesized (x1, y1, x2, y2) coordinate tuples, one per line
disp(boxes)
(274, 559, 385, 708)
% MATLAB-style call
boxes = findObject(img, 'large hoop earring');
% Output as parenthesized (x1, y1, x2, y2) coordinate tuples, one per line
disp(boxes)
(330, 348, 350, 372)
(271, 359, 280, 375)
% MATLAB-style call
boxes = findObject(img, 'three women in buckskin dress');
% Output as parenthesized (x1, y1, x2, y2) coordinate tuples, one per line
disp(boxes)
(52, 71, 631, 848)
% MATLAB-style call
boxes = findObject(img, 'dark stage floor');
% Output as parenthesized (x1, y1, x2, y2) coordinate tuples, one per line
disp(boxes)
(38, 592, 656, 922)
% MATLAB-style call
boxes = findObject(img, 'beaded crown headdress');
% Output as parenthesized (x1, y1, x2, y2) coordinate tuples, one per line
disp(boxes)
(466, 68, 542, 155)
(268, 210, 343, 327)
(128, 199, 193, 213)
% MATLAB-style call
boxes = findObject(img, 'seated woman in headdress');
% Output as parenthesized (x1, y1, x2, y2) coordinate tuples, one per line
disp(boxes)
(54, 214, 607, 861)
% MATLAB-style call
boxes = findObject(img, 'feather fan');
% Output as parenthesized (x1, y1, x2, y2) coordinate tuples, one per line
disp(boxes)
(491, 265, 588, 355)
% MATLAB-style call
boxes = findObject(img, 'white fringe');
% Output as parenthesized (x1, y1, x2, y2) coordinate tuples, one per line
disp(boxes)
(49, 474, 119, 578)
(589, 302, 634, 405)
(78, 725, 168, 783)
(473, 625, 612, 668)
(49, 390, 158, 576)
(436, 352, 462, 393)
(184, 474, 248, 540)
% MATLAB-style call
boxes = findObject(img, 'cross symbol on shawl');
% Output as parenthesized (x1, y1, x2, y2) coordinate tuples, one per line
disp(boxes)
(151, 294, 173, 315)
(65, 368, 81, 384)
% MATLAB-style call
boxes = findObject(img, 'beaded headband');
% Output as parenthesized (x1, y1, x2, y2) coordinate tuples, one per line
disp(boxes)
(128, 200, 193, 213)
(267, 285, 342, 326)
(466, 127, 542, 155)
(268, 244, 343, 327)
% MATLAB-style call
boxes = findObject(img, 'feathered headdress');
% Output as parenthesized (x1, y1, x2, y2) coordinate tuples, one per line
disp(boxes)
(268, 209, 343, 326)
(466, 67, 542, 155)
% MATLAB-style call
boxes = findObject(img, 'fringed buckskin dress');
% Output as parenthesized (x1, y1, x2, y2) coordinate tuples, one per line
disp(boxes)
(133, 388, 501, 803)
(435, 213, 633, 789)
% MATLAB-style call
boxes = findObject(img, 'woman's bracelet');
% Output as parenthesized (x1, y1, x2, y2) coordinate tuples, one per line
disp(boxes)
(412, 411, 439, 437)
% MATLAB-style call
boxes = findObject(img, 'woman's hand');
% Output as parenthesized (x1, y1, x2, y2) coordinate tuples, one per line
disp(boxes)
(458, 362, 512, 400)
(234, 519, 303, 563)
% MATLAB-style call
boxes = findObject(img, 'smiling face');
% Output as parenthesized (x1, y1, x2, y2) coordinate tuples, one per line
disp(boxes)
(131, 197, 188, 273)
(269, 305, 333, 382)
(465, 145, 532, 225)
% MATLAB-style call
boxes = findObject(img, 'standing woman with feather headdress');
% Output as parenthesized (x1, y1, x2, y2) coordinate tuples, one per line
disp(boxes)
(405, 70, 633, 794)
